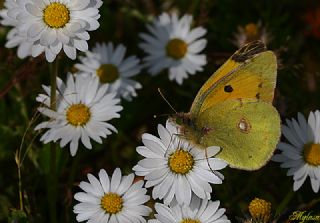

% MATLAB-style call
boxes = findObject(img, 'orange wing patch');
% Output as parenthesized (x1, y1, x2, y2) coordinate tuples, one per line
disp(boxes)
(190, 41, 272, 116)
(191, 50, 276, 115)
(196, 59, 241, 95)
(197, 40, 267, 95)
(199, 70, 262, 112)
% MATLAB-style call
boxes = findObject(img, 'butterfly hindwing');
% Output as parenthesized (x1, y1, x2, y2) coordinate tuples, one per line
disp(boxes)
(190, 99, 281, 170)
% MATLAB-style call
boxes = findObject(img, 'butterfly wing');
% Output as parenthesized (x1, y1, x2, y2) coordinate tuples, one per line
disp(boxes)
(190, 41, 277, 116)
(190, 98, 280, 170)
(181, 41, 280, 170)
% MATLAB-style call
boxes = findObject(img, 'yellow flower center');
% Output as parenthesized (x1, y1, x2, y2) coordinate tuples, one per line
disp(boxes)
(168, 149, 194, 174)
(303, 143, 320, 166)
(96, 64, 119, 83)
(181, 219, 200, 223)
(43, 3, 70, 28)
(245, 23, 258, 38)
(248, 198, 271, 223)
(166, 38, 188, 60)
(66, 104, 91, 126)
(101, 193, 123, 214)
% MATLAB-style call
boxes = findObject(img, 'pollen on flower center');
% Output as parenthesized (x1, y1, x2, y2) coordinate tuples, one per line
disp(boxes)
(245, 23, 258, 37)
(248, 198, 271, 222)
(303, 143, 320, 166)
(66, 104, 91, 126)
(43, 2, 70, 28)
(96, 64, 119, 83)
(166, 38, 188, 60)
(101, 193, 123, 214)
(181, 219, 200, 223)
(168, 149, 194, 174)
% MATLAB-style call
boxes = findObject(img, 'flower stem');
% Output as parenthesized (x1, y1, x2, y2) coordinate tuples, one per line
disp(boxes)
(275, 189, 295, 217)
(64, 154, 81, 222)
(17, 164, 23, 210)
(15, 101, 42, 212)
(48, 59, 58, 223)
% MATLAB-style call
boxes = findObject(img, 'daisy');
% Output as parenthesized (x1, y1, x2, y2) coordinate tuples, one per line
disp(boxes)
(0, 0, 18, 28)
(74, 168, 151, 223)
(75, 42, 142, 101)
(7, 0, 103, 62)
(149, 197, 230, 223)
(0, 0, 33, 58)
(35, 73, 123, 156)
(139, 12, 207, 85)
(232, 22, 272, 48)
(272, 111, 320, 193)
(133, 120, 227, 206)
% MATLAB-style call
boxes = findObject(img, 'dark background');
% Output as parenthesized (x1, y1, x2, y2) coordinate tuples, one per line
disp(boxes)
(0, 0, 319, 222)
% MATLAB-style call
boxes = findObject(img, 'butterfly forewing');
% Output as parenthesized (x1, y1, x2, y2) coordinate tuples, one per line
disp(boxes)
(190, 41, 276, 116)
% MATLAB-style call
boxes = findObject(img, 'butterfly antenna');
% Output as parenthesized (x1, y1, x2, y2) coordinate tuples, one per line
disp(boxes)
(158, 88, 177, 114)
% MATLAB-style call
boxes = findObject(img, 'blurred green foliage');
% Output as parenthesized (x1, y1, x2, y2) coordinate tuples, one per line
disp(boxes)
(0, 0, 320, 222)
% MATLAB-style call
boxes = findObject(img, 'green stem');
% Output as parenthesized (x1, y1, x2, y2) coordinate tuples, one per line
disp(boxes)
(17, 164, 23, 211)
(16, 102, 42, 212)
(275, 189, 295, 217)
(65, 154, 81, 222)
(17, 131, 42, 210)
(48, 59, 58, 223)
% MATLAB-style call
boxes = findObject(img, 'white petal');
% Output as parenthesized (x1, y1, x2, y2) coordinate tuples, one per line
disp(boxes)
(63, 44, 77, 60)
(98, 169, 110, 193)
(110, 168, 122, 192)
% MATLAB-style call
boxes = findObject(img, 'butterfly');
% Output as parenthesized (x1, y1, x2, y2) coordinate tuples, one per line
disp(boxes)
(174, 40, 281, 170)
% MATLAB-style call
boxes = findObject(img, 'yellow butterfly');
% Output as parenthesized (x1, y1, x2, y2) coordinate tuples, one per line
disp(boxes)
(175, 40, 281, 170)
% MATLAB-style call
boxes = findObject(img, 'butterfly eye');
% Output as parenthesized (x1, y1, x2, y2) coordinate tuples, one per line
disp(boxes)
(224, 85, 233, 93)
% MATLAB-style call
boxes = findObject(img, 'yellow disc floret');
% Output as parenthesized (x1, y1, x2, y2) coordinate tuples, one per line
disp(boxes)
(101, 193, 123, 214)
(43, 3, 70, 28)
(248, 198, 271, 223)
(166, 38, 188, 60)
(96, 64, 119, 83)
(66, 104, 91, 126)
(303, 143, 320, 166)
(181, 219, 200, 223)
(168, 149, 194, 174)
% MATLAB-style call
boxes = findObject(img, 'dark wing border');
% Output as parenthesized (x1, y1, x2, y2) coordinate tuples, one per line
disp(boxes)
(231, 40, 267, 62)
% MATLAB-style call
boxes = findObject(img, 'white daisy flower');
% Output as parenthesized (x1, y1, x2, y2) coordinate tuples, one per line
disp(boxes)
(139, 12, 207, 85)
(0, 0, 18, 27)
(232, 22, 272, 48)
(74, 168, 151, 223)
(149, 198, 230, 223)
(35, 73, 123, 156)
(0, 0, 33, 58)
(272, 111, 320, 193)
(75, 42, 142, 101)
(8, 0, 102, 62)
(133, 120, 227, 206)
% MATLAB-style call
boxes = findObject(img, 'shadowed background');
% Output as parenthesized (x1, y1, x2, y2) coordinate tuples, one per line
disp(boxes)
(0, 0, 319, 222)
